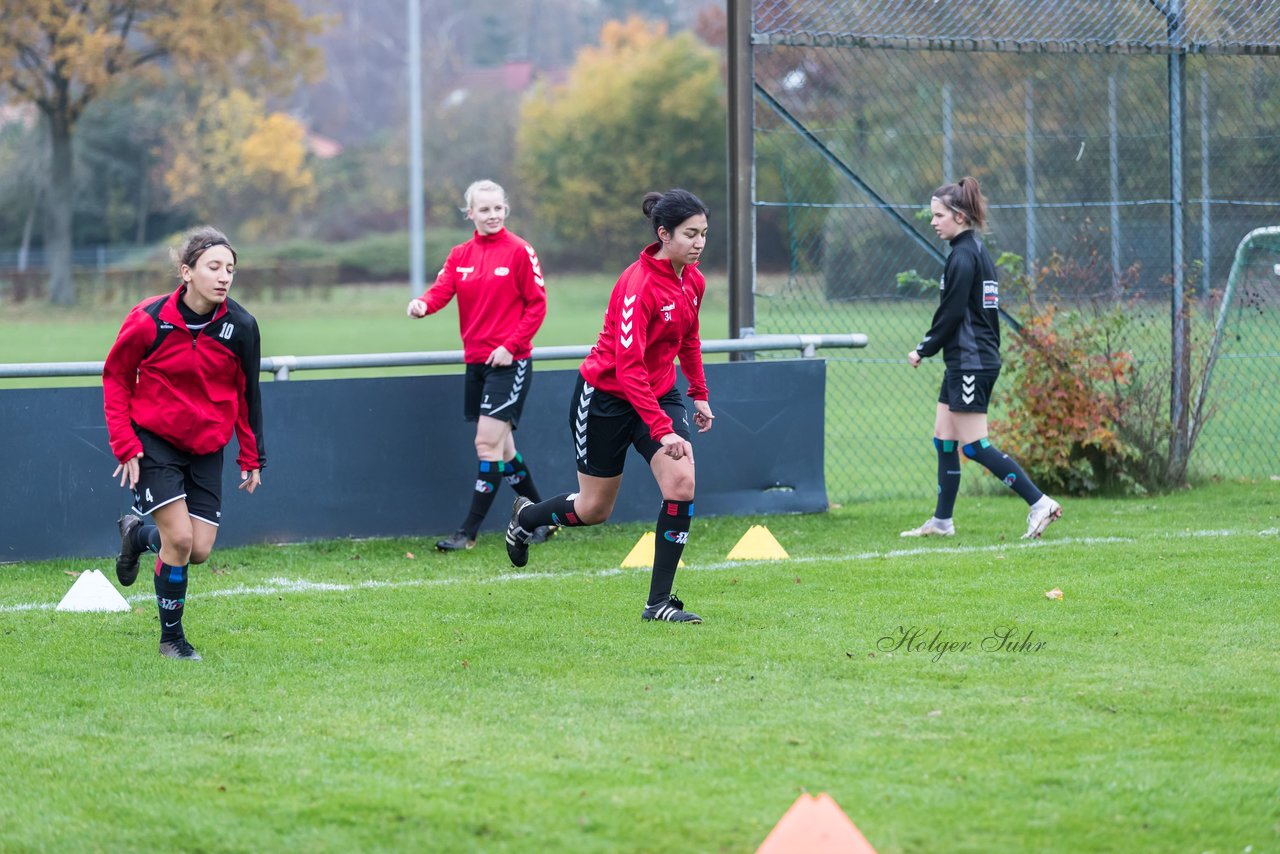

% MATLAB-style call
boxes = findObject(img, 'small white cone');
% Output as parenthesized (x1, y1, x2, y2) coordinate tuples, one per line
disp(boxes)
(56, 569, 131, 612)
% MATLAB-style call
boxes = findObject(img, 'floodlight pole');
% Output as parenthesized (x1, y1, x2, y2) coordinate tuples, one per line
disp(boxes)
(1167, 0, 1190, 478)
(408, 0, 426, 296)
(727, 0, 756, 354)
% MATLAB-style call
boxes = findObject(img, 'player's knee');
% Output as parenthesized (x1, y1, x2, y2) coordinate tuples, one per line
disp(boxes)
(664, 472, 696, 502)
(473, 436, 502, 459)
(572, 497, 613, 526)
(188, 547, 211, 565)
(164, 530, 194, 560)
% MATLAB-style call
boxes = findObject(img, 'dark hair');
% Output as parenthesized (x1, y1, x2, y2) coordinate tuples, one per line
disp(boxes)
(641, 189, 709, 240)
(174, 225, 237, 277)
(932, 176, 988, 231)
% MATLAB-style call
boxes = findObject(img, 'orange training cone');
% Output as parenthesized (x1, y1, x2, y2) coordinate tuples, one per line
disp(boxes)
(756, 793, 877, 854)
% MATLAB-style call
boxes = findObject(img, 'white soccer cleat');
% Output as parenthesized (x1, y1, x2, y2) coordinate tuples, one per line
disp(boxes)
(1024, 497, 1063, 539)
(900, 517, 955, 538)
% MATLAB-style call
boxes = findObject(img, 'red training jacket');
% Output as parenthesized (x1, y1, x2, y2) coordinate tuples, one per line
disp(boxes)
(579, 242, 708, 442)
(417, 228, 547, 363)
(103, 286, 265, 471)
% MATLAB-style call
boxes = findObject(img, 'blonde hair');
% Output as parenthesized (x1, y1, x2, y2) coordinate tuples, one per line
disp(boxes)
(462, 179, 508, 216)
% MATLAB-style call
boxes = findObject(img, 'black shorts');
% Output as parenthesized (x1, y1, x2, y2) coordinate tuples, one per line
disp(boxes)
(464, 359, 531, 427)
(938, 368, 1001, 413)
(570, 373, 691, 478)
(130, 427, 223, 525)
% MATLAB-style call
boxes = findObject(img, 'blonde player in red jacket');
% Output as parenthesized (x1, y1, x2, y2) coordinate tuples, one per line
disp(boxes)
(105, 226, 265, 661)
(505, 189, 714, 624)
(407, 180, 553, 551)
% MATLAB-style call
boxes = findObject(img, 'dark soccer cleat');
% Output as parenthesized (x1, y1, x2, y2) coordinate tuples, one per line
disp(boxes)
(435, 530, 476, 552)
(115, 514, 145, 587)
(158, 638, 202, 661)
(641, 593, 702, 624)
(528, 525, 558, 545)
(504, 496, 535, 568)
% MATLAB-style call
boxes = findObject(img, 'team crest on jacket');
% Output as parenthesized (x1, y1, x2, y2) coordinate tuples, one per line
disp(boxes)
(495, 267, 510, 276)
(661, 301, 675, 322)
(983, 280, 999, 308)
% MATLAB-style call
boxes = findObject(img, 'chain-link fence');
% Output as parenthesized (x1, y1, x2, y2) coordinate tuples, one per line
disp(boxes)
(751, 0, 1280, 502)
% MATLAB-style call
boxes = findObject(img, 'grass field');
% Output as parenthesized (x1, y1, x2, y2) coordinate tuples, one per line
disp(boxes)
(3, 277, 1277, 502)
(0, 276, 692, 382)
(1, 480, 1277, 852)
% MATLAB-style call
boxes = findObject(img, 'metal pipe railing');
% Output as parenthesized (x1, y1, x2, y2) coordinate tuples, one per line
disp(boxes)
(0, 333, 868, 381)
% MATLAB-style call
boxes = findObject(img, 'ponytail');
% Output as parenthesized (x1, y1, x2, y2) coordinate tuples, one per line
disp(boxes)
(932, 176, 988, 231)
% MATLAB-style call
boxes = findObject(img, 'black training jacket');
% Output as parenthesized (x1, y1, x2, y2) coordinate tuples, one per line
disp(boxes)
(915, 229, 1002, 371)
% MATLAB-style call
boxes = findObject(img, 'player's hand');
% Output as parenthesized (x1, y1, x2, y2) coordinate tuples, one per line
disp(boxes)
(907, 349, 922, 368)
(486, 346, 513, 367)
(660, 433, 694, 464)
(239, 469, 262, 494)
(406, 298, 427, 318)
(692, 399, 715, 433)
(112, 453, 142, 489)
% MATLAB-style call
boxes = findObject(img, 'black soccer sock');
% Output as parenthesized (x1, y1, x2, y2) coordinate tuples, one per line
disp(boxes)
(131, 523, 162, 554)
(648, 500, 693, 607)
(461, 460, 506, 538)
(154, 558, 189, 643)
(504, 452, 542, 502)
(518, 493, 589, 530)
(962, 438, 1044, 505)
(934, 438, 961, 520)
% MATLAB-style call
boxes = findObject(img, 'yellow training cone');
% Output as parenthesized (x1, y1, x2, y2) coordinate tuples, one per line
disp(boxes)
(726, 525, 789, 560)
(620, 531, 685, 569)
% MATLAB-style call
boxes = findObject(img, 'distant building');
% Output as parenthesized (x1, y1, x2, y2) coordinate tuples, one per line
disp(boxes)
(0, 102, 38, 130)
(305, 132, 344, 159)
(441, 60, 568, 108)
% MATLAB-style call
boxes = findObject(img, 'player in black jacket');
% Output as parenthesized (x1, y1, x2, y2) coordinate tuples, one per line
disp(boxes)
(903, 176, 1061, 539)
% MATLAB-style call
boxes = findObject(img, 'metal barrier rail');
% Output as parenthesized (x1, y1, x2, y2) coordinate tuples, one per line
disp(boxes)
(0, 333, 868, 381)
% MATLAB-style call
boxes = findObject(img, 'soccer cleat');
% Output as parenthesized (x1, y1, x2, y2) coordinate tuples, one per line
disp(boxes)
(899, 517, 956, 538)
(528, 525, 558, 545)
(158, 638, 202, 661)
(115, 514, 145, 587)
(1024, 497, 1063, 539)
(641, 593, 702, 624)
(504, 496, 535, 567)
(435, 530, 476, 552)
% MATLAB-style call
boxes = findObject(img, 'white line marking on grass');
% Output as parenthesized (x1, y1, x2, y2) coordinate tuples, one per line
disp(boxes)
(0, 529, 1267, 613)
(0, 602, 55, 613)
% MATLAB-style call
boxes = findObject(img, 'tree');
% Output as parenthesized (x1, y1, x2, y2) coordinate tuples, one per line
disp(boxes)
(516, 16, 726, 271)
(162, 89, 316, 240)
(0, 1, 322, 304)
(0, 109, 44, 265)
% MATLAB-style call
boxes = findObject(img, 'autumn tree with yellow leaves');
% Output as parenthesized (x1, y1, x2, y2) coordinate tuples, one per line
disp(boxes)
(0, 1, 323, 304)
(163, 89, 316, 240)
(516, 16, 726, 271)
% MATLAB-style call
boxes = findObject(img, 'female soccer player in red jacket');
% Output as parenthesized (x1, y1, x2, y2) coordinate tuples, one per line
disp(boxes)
(505, 188, 715, 624)
(406, 180, 552, 552)
(104, 226, 265, 661)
